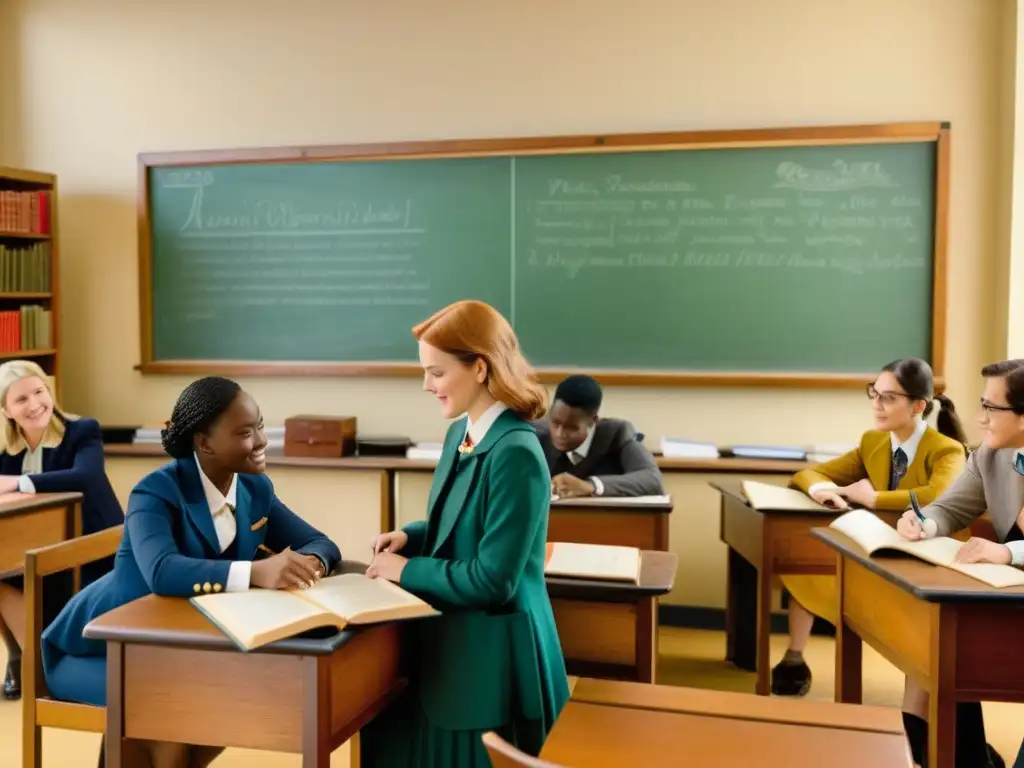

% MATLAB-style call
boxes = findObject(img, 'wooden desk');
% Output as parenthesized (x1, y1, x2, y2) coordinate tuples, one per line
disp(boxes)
(540, 677, 913, 767)
(546, 550, 677, 683)
(84, 594, 404, 768)
(713, 479, 899, 694)
(0, 491, 83, 581)
(814, 527, 1024, 768)
(547, 495, 672, 551)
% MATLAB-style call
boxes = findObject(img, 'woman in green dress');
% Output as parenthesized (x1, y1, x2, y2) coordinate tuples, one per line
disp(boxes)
(362, 299, 570, 767)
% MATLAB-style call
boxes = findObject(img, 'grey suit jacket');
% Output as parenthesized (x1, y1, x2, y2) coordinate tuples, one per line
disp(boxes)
(532, 417, 665, 497)
(922, 444, 1024, 542)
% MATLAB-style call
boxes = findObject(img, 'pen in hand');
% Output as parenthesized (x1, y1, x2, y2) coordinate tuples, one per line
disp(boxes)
(909, 490, 926, 523)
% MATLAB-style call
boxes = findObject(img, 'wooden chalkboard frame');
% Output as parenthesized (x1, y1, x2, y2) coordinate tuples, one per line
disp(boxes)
(136, 121, 950, 389)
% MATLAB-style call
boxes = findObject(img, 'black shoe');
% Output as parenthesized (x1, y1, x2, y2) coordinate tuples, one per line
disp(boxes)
(3, 658, 20, 700)
(770, 658, 811, 696)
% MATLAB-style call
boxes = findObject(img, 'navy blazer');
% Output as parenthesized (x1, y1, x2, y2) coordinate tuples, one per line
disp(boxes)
(41, 458, 342, 675)
(1, 416, 124, 591)
(0, 416, 124, 535)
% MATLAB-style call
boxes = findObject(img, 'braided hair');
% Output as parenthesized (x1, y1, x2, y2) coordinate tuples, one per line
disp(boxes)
(160, 376, 243, 459)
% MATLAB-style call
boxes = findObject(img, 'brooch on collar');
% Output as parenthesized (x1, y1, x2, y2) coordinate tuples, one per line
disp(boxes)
(458, 436, 475, 455)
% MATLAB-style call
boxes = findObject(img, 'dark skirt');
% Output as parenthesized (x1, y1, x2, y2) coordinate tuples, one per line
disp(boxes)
(360, 689, 526, 768)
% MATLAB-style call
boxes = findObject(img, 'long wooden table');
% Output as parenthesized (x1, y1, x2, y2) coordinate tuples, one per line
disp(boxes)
(814, 527, 1024, 768)
(712, 479, 899, 694)
(0, 491, 83, 584)
(548, 550, 677, 683)
(539, 677, 913, 766)
(84, 593, 403, 768)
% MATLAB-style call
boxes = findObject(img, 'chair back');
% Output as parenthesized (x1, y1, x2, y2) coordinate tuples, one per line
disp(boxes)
(482, 732, 567, 768)
(22, 525, 123, 767)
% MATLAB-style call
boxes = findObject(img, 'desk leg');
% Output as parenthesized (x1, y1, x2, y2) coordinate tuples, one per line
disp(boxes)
(754, 563, 772, 696)
(106, 641, 124, 768)
(725, 547, 756, 672)
(302, 658, 331, 768)
(834, 559, 862, 705)
(928, 609, 957, 768)
(636, 596, 657, 684)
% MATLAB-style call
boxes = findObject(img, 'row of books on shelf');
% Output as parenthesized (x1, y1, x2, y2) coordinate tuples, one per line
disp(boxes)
(0, 306, 52, 352)
(0, 190, 51, 236)
(659, 437, 855, 463)
(0, 243, 51, 293)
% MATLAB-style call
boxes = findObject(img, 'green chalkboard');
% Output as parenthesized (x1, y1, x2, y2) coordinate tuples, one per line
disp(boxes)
(139, 124, 947, 385)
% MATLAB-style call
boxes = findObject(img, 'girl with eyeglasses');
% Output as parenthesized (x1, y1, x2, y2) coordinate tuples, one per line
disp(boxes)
(768, 358, 997, 765)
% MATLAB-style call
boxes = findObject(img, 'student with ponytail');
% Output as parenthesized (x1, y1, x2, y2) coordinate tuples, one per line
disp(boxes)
(769, 358, 1001, 766)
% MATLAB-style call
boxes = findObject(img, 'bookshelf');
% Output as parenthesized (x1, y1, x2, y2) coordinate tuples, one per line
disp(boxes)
(0, 166, 58, 397)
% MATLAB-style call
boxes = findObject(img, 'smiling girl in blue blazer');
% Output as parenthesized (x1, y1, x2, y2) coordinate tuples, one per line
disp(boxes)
(0, 359, 124, 701)
(41, 376, 342, 768)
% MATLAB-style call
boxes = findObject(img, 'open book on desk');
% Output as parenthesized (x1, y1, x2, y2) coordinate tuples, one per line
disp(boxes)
(190, 573, 439, 652)
(831, 508, 1024, 589)
(544, 542, 642, 584)
(741, 480, 834, 512)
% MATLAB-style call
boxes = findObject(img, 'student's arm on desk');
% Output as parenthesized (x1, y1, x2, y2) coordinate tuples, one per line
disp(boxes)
(126, 493, 234, 597)
(792, 444, 867, 497)
(595, 440, 665, 497)
(400, 441, 546, 607)
(919, 450, 986, 538)
(873, 442, 966, 512)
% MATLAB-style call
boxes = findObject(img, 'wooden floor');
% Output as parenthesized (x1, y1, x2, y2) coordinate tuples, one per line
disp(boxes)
(6, 626, 1024, 766)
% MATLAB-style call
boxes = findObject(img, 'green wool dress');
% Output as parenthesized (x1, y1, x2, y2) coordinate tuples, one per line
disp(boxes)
(360, 409, 570, 767)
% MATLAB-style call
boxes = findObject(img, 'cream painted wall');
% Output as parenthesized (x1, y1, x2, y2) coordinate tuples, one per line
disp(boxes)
(2, 0, 1006, 448)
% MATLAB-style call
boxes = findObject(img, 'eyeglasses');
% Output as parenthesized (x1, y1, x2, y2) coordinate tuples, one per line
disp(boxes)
(866, 385, 913, 406)
(979, 399, 1017, 416)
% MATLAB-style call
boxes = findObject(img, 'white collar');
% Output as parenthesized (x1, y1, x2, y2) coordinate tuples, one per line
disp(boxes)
(570, 425, 596, 459)
(890, 419, 927, 466)
(465, 402, 508, 445)
(194, 453, 237, 513)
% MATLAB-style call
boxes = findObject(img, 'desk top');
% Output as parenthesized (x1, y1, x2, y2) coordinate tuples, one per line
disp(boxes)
(549, 494, 673, 511)
(103, 442, 810, 475)
(545, 550, 678, 600)
(0, 490, 82, 517)
(569, 678, 902, 734)
(83, 593, 360, 655)
(813, 528, 1024, 604)
(542, 680, 911, 767)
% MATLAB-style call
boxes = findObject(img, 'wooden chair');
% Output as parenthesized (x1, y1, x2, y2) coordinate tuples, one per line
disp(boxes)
(22, 524, 123, 768)
(482, 732, 567, 768)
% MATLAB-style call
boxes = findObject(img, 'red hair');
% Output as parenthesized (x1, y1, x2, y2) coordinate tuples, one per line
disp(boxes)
(413, 300, 548, 420)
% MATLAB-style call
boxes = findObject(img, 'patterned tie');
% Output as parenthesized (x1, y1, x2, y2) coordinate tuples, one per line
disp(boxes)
(890, 448, 908, 491)
(1015, 452, 1024, 476)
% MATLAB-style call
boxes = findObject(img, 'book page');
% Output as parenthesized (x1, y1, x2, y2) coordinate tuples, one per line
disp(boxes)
(298, 573, 436, 624)
(740, 480, 830, 512)
(191, 589, 333, 649)
(829, 508, 961, 566)
(544, 542, 641, 583)
(950, 562, 1024, 589)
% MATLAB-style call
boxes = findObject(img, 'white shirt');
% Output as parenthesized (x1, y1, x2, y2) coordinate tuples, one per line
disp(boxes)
(465, 401, 509, 445)
(194, 454, 251, 592)
(565, 426, 604, 495)
(807, 419, 927, 498)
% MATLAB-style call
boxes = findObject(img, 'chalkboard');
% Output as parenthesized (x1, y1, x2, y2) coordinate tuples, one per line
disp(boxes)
(138, 123, 949, 386)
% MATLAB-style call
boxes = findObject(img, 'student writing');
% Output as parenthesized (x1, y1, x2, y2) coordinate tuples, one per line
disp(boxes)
(0, 360, 123, 702)
(533, 374, 664, 498)
(898, 359, 1024, 768)
(40, 376, 341, 768)
(771, 358, 998, 767)
(362, 299, 569, 768)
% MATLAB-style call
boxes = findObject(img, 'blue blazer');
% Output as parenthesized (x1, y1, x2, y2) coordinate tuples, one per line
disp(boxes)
(41, 458, 342, 676)
(2, 416, 124, 593)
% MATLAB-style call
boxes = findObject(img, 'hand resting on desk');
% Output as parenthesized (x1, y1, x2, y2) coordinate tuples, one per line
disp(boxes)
(551, 473, 595, 499)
